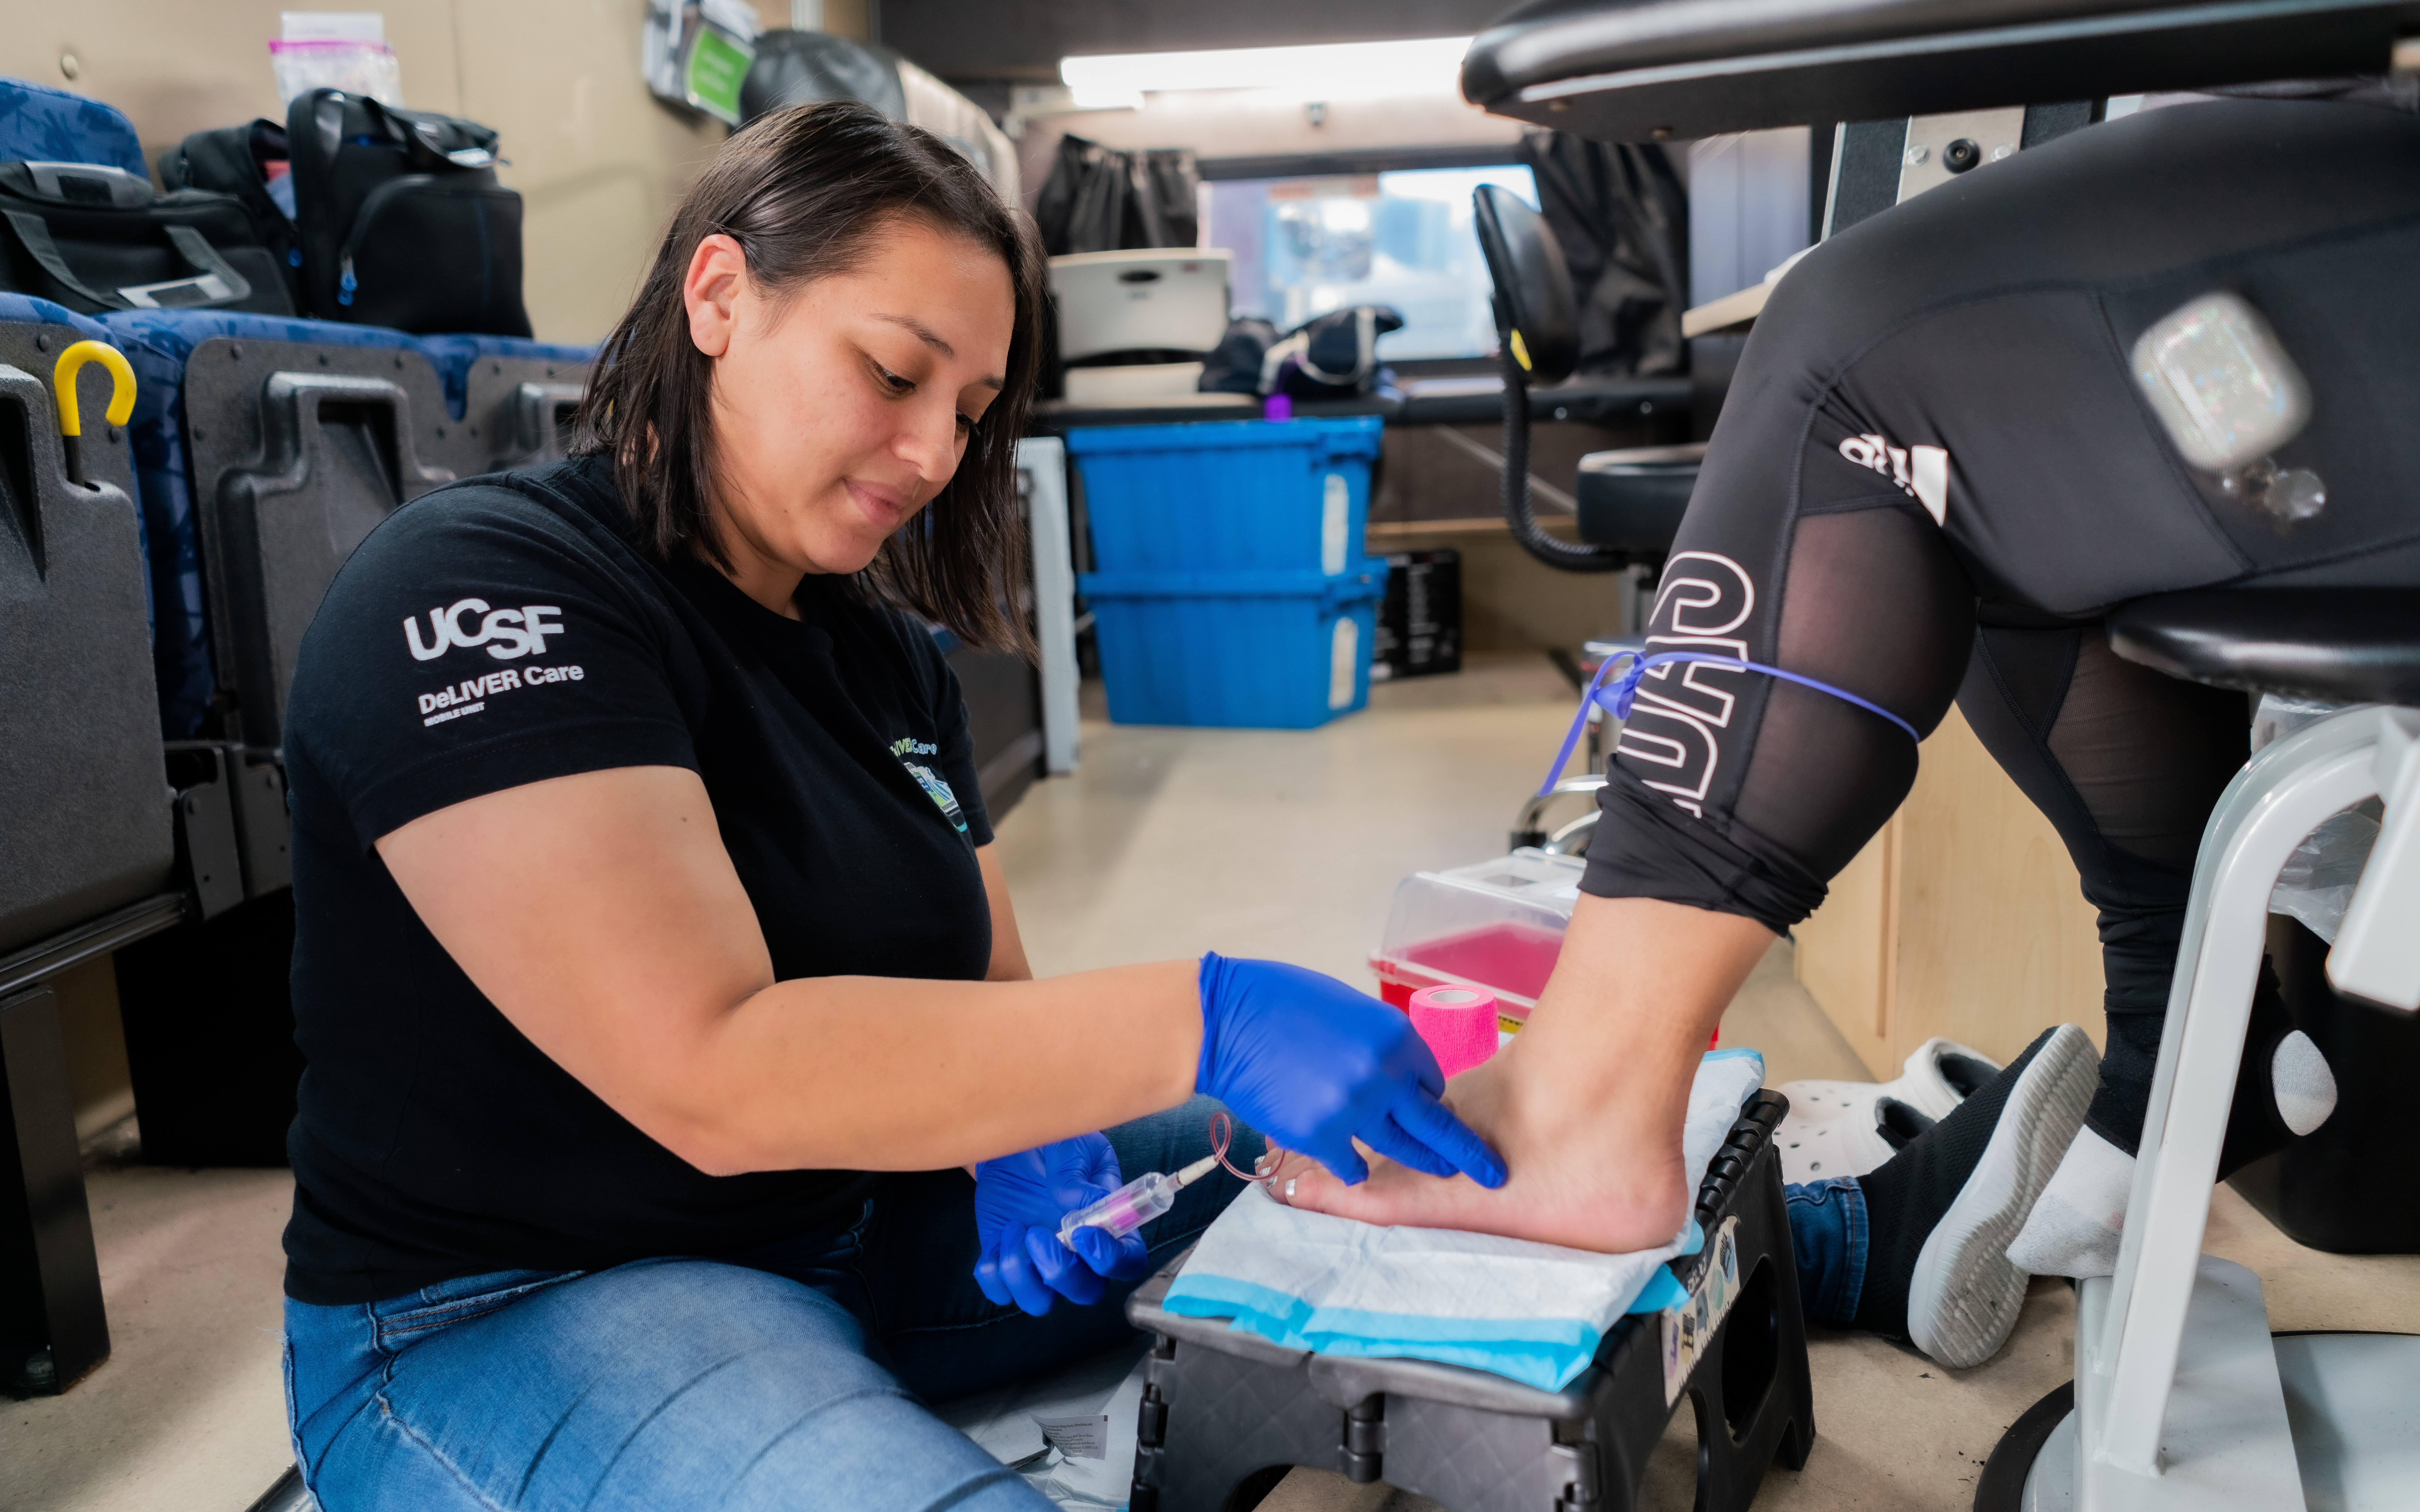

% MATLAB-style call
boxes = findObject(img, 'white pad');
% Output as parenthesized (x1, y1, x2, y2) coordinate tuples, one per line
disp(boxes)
(2270, 1029, 2338, 1137)
(1159, 1052, 1768, 1391)
(2004, 1123, 2134, 1279)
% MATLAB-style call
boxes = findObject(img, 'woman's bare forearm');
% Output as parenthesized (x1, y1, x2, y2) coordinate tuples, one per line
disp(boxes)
(656, 960, 1203, 1174)
(378, 768, 1201, 1179)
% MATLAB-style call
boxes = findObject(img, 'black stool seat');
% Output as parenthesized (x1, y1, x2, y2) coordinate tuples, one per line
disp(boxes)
(1576, 443, 1699, 559)
(2107, 589, 2420, 707)
(1460, 0, 2403, 142)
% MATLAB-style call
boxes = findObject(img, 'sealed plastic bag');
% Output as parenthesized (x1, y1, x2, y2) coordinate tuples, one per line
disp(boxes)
(2251, 693, 2382, 943)
(271, 15, 403, 106)
(271, 41, 402, 105)
(2272, 800, 2382, 945)
(2251, 692, 2354, 755)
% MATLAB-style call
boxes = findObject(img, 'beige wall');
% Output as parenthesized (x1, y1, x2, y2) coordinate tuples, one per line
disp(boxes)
(53, 958, 136, 1145)
(1795, 706, 2107, 1078)
(1, 1, 870, 343)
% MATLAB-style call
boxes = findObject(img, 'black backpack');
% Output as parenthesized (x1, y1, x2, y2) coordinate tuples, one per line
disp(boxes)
(159, 119, 307, 314)
(285, 89, 530, 335)
(0, 160, 294, 316)
(1195, 308, 1404, 400)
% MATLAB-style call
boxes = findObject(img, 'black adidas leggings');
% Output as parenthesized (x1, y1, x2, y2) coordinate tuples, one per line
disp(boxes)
(1582, 99, 2420, 1138)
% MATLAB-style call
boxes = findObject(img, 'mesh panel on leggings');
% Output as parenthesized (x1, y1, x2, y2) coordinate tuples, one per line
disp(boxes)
(1583, 505, 1974, 929)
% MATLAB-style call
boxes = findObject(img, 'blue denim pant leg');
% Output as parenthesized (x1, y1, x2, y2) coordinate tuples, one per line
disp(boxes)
(282, 1099, 1261, 1512)
(1785, 1176, 1869, 1327)
(285, 1257, 1047, 1512)
(861, 1095, 1263, 1402)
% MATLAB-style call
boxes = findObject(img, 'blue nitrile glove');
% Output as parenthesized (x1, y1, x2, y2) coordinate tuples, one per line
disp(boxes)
(972, 1133, 1152, 1318)
(1196, 953, 1508, 1189)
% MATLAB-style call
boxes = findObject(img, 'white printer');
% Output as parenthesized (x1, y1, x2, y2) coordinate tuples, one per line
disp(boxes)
(1048, 249, 1233, 403)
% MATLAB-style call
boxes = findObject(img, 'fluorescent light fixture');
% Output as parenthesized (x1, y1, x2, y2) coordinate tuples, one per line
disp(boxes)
(1061, 35, 1473, 109)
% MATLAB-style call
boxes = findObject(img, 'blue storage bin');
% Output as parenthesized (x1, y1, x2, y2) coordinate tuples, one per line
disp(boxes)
(1067, 417, 1383, 575)
(1079, 560, 1389, 729)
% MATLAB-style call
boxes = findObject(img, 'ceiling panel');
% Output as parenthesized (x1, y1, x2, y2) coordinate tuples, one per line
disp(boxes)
(879, 0, 1510, 81)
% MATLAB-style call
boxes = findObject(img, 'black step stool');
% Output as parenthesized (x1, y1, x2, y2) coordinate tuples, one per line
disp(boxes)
(1124, 1090, 1813, 1512)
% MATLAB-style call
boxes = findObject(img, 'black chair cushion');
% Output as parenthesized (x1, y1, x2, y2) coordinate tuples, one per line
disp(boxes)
(1460, 0, 2402, 142)
(2107, 589, 2420, 707)
(1575, 443, 1699, 555)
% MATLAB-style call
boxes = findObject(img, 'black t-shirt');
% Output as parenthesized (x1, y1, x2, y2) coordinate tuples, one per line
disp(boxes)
(279, 455, 994, 1305)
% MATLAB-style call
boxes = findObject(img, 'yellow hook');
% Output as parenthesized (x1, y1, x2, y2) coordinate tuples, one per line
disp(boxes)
(51, 340, 137, 487)
(53, 339, 137, 437)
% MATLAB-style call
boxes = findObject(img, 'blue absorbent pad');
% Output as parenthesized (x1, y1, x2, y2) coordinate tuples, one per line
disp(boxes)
(1162, 1049, 1766, 1392)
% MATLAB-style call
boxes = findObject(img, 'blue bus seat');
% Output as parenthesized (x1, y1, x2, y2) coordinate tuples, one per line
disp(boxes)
(0, 309, 173, 953)
(418, 334, 596, 472)
(0, 77, 148, 178)
(103, 311, 451, 753)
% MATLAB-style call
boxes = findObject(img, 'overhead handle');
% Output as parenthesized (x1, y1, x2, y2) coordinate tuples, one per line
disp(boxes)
(52, 339, 136, 487)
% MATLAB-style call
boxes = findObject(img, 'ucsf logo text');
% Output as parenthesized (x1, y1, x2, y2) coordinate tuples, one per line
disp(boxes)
(404, 599, 566, 662)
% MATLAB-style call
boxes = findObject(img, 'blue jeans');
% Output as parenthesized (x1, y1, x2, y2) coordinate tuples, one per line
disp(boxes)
(283, 1098, 1261, 1512)
(1785, 1176, 1869, 1326)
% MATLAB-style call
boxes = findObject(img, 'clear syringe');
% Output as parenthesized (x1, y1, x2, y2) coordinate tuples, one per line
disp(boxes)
(1057, 1154, 1222, 1247)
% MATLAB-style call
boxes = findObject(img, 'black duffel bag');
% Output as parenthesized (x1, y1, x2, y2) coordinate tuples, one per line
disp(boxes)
(1196, 307, 1404, 400)
(0, 160, 294, 315)
(159, 118, 308, 314)
(287, 89, 530, 335)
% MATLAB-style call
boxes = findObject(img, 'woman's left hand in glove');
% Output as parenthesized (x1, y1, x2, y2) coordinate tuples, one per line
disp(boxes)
(973, 1132, 1152, 1316)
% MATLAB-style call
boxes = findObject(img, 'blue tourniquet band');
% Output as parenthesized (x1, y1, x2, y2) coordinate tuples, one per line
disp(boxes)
(1540, 649, 1921, 797)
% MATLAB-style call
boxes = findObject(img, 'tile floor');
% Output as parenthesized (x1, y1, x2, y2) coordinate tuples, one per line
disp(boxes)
(6, 652, 2416, 1512)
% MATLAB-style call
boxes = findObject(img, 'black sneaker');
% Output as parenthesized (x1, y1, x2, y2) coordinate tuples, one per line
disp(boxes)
(1850, 1024, 2099, 1367)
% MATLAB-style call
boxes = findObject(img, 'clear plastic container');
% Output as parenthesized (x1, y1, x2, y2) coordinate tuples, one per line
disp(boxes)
(1367, 848, 1586, 1024)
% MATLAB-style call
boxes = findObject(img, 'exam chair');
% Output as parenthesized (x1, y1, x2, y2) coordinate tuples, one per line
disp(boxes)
(1457, 1, 2420, 1507)
(1473, 186, 1695, 854)
(1472, 183, 1699, 587)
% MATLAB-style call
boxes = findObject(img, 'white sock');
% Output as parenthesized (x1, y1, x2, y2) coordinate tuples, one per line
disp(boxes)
(2271, 1029, 2337, 1137)
(2005, 1125, 2133, 1279)
(2006, 1032, 2335, 1279)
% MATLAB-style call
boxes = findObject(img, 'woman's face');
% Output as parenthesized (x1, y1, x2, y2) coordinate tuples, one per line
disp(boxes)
(683, 215, 1015, 608)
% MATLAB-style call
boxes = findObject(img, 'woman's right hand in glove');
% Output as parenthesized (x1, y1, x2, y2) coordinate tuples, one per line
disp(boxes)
(1194, 953, 1507, 1190)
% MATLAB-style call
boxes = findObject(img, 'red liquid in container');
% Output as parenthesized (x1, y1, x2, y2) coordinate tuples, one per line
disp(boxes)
(1370, 921, 1717, 1046)
(1370, 921, 1566, 1012)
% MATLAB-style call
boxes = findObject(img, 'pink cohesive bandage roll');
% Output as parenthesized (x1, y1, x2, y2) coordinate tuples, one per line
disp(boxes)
(1408, 985, 1499, 1078)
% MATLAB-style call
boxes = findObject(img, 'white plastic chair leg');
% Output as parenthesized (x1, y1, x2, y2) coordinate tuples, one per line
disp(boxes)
(2078, 707, 2391, 1505)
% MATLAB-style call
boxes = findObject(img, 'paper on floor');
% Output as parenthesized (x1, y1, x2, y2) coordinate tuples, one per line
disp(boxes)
(933, 1337, 1152, 1508)
(1160, 1050, 1765, 1392)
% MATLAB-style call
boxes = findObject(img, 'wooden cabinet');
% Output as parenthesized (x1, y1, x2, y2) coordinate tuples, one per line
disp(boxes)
(1793, 706, 2107, 1077)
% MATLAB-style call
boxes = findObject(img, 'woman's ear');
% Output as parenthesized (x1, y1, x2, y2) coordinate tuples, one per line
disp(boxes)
(683, 233, 749, 358)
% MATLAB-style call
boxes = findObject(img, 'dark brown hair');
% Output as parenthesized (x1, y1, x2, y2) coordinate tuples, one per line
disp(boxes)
(573, 99, 1046, 652)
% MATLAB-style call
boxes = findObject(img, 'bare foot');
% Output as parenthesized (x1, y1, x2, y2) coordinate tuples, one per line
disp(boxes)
(1275, 1047, 1693, 1254)
(1270, 895, 1770, 1255)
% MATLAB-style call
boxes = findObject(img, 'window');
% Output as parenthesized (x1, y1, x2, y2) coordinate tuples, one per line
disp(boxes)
(1201, 163, 1539, 362)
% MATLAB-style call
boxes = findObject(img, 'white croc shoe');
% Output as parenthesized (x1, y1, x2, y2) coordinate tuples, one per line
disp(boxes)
(1775, 1037, 2002, 1185)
